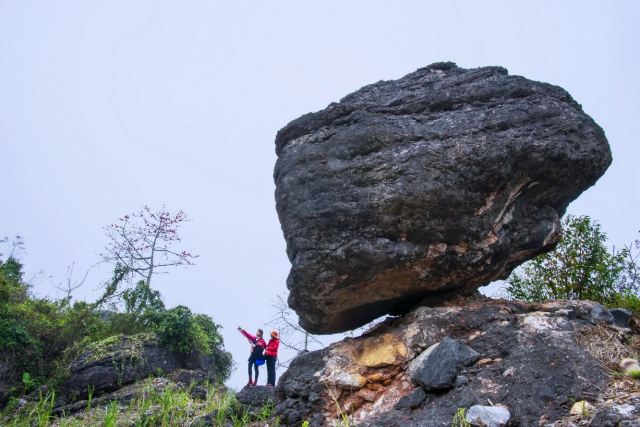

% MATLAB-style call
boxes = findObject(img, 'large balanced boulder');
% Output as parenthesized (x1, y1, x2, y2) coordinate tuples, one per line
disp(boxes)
(274, 62, 611, 333)
(274, 298, 634, 426)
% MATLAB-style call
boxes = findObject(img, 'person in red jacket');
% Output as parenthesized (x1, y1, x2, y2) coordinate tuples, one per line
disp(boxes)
(237, 326, 266, 386)
(265, 330, 280, 386)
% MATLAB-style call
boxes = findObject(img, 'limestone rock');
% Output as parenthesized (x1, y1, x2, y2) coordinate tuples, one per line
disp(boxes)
(274, 299, 619, 426)
(570, 400, 593, 417)
(590, 303, 614, 324)
(55, 333, 220, 407)
(587, 398, 640, 426)
(610, 308, 633, 328)
(466, 405, 511, 427)
(274, 62, 611, 333)
(394, 388, 427, 410)
(408, 337, 479, 390)
(236, 386, 275, 409)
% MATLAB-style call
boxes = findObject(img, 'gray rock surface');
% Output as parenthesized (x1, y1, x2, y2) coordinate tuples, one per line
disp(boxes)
(590, 303, 614, 324)
(56, 333, 220, 406)
(236, 385, 275, 414)
(394, 388, 427, 410)
(274, 299, 615, 427)
(274, 349, 328, 427)
(466, 405, 511, 427)
(610, 308, 633, 328)
(408, 337, 479, 390)
(274, 62, 611, 333)
(587, 397, 640, 426)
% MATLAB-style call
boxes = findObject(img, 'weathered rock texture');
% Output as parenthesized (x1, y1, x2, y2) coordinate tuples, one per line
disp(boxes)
(274, 62, 611, 333)
(274, 299, 638, 426)
(55, 333, 222, 408)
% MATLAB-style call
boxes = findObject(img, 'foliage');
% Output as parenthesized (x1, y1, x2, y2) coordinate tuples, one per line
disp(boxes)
(507, 215, 639, 308)
(2, 380, 274, 427)
(0, 245, 231, 403)
(451, 407, 471, 427)
(100, 206, 198, 300)
(156, 306, 224, 357)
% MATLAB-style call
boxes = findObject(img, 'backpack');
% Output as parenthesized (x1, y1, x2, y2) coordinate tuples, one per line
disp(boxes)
(251, 344, 264, 359)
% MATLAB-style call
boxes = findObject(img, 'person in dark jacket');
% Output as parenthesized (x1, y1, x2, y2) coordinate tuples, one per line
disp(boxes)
(265, 330, 280, 386)
(237, 326, 266, 386)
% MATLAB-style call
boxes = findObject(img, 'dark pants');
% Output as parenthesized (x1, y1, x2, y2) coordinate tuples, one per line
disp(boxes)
(248, 357, 259, 382)
(266, 355, 277, 386)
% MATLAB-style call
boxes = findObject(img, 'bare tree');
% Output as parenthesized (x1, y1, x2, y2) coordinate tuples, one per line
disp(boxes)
(269, 295, 324, 367)
(0, 234, 25, 260)
(99, 206, 198, 300)
(54, 262, 97, 303)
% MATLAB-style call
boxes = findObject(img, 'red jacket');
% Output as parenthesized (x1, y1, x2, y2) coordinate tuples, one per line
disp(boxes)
(265, 338, 279, 357)
(239, 329, 266, 351)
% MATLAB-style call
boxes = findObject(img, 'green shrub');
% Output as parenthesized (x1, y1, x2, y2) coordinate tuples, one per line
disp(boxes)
(156, 306, 214, 355)
(0, 251, 233, 403)
(507, 215, 639, 306)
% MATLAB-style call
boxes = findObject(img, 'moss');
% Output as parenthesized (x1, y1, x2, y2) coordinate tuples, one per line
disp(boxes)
(82, 332, 155, 365)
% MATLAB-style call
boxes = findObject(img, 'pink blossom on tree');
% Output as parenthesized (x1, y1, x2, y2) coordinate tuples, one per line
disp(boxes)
(101, 205, 198, 289)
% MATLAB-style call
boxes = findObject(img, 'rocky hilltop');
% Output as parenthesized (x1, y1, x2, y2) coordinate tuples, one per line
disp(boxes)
(274, 62, 611, 334)
(273, 298, 639, 426)
(276, 298, 640, 427)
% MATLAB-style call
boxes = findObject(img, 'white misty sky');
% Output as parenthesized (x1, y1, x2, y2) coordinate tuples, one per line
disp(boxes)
(1, 1, 638, 389)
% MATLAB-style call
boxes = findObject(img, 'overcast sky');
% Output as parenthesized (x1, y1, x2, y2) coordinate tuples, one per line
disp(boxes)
(1, 1, 638, 389)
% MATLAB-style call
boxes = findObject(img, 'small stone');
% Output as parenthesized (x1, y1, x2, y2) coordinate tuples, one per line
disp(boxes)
(236, 385, 275, 408)
(619, 420, 640, 427)
(620, 359, 640, 379)
(466, 405, 511, 427)
(356, 387, 378, 402)
(331, 371, 367, 389)
(570, 401, 593, 417)
(476, 358, 494, 366)
(408, 337, 479, 390)
(614, 404, 636, 417)
(590, 303, 614, 324)
(589, 407, 623, 426)
(394, 388, 427, 410)
(366, 382, 383, 392)
(502, 367, 515, 377)
(610, 308, 633, 328)
(454, 375, 469, 387)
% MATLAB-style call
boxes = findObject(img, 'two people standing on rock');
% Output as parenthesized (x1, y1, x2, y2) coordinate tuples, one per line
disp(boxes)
(237, 326, 280, 387)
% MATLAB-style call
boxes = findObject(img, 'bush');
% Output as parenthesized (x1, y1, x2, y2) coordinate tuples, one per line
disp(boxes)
(0, 252, 233, 401)
(156, 306, 218, 355)
(507, 215, 639, 310)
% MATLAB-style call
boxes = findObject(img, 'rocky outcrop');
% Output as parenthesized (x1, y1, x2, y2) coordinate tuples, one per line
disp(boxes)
(236, 385, 276, 414)
(56, 333, 220, 407)
(274, 299, 637, 426)
(274, 62, 611, 333)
